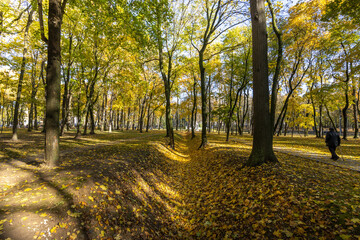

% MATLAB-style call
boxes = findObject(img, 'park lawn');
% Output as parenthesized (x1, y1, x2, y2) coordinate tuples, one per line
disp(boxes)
(221, 132, 360, 161)
(0, 128, 158, 163)
(0, 131, 359, 239)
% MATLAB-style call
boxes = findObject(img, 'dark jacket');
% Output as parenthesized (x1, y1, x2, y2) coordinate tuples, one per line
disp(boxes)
(326, 131, 340, 147)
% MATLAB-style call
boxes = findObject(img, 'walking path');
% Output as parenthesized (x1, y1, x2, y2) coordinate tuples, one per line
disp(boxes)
(274, 146, 360, 172)
(233, 138, 360, 173)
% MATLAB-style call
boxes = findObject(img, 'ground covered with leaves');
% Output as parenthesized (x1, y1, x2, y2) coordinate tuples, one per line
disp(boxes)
(1, 130, 360, 239)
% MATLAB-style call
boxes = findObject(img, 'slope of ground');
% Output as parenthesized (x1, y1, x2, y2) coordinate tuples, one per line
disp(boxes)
(1, 130, 360, 239)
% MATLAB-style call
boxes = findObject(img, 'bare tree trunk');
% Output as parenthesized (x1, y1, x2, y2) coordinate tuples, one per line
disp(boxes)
(145, 92, 153, 132)
(116, 109, 120, 130)
(83, 108, 89, 135)
(101, 92, 107, 131)
(241, 89, 249, 135)
(319, 104, 323, 137)
(158, 115, 162, 130)
(139, 95, 146, 133)
(12, 9, 34, 141)
(191, 80, 197, 139)
(277, 104, 288, 136)
(75, 94, 81, 139)
(208, 76, 211, 133)
(28, 55, 39, 132)
(34, 103, 38, 130)
(108, 94, 115, 132)
(1, 93, 5, 133)
(341, 43, 350, 140)
(60, 34, 73, 136)
(309, 81, 319, 137)
(325, 105, 337, 132)
(89, 105, 95, 134)
(353, 87, 359, 138)
(198, 47, 208, 148)
(267, 0, 283, 131)
(245, 0, 278, 166)
(132, 106, 136, 130)
(45, 0, 65, 167)
(126, 107, 130, 130)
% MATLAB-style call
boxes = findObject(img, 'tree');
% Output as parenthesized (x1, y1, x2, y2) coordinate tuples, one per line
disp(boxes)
(245, 0, 278, 166)
(12, 7, 34, 141)
(190, 0, 247, 148)
(45, 0, 67, 167)
(222, 28, 251, 142)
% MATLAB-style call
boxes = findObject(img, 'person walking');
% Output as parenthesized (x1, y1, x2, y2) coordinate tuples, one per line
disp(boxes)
(325, 128, 341, 160)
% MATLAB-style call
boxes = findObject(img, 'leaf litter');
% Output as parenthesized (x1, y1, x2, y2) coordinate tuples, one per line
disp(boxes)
(0, 131, 360, 239)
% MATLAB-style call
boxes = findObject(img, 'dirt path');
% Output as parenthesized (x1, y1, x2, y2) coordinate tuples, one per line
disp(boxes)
(232, 138, 360, 173)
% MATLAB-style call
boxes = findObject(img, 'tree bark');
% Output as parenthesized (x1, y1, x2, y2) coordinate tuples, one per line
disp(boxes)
(45, 0, 63, 167)
(34, 103, 38, 130)
(310, 82, 319, 137)
(198, 47, 208, 148)
(60, 34, 73, 136)
(145, 92, 153, 132)
(139, 95, 147, 133)
(75, 94, 81, 139)
(208, 76, 212, 133)
(126, 107, 130, 130)
(28, 53, 39, 132)
(267, 0, 283, 131)
(108, 94, 115, 132)
(353, 85, 358, 138)
(245, 0, 278, 166)
(158, 41, 174, 148)
(12, 9, 34, 141)
(191, 78, 197, 139)
(325, 105, 337, 132)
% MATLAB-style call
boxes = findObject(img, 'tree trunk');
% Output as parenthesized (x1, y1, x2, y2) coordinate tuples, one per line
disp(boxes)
(139, 95, 146, 133)
(116, 109, 120, 130)
(267, 0, 283, 131)
(353, 87, 359, 138)
(75, 94, 81, 139)
(108, 94, 115, 132)
(208, 76, 211, 133)
(309, 82, 319, 137)
(45, 0, 63, 167)
(245, 0, 277, 166)
(241, 89, 249, 135)
(158, 38, 175, 148)
(100, 92, 107, 131)
(28, 55, 39, 132)
(12, 9, 34, 141)
(28, 103, 34, 132)
(325, 105, 337, 132)
(145, 93, 153, 132)
(277, 104, 288, 136)
(198, 48, 208, 148)
(89, 104, 95, 134)
(34, 103, 38, 130)
(319, 104, 323, 137)
(126, 107, 130, 130)
(1, 94, 5, 133)
(191, 79, 197, 139)
(83, 109, 89, 135)
(158, 115, 162, 130)
(60, 34, 73, 136)
(132, 106, 136, 130)
(342, 84, 349, 140)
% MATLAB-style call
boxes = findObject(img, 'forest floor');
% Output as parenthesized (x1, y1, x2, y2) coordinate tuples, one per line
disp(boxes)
(1, 129, 360, 239)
